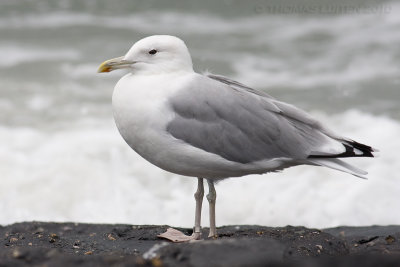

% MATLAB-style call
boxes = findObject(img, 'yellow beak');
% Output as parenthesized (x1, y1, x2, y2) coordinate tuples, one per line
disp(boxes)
(97, 56, 135, 73)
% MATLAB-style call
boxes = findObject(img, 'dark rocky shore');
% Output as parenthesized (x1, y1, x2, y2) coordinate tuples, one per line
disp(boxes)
(1, 222, 399, 266)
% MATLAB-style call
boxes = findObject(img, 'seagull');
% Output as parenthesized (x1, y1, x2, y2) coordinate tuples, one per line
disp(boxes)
(98, 35, 376, 242)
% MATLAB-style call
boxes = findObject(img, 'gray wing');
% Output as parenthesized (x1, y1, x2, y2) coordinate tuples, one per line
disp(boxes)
(207, 74, 375, 159)
(208, 74, 333, 138)
(166, 74, 338, 164)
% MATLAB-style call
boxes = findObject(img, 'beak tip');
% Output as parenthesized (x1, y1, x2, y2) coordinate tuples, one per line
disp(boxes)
(97, 69, 108, 73)
(97, 64, 111, 73)
(98, 56, 128, 74)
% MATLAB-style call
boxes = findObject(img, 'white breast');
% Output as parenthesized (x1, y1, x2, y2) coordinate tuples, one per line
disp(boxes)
(112, 73, 182, 159)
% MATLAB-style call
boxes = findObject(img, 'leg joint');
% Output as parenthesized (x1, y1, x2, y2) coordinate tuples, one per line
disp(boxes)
(206, 179, 216, 204)
(194, 178, 204, 200)
(206, 192, 216, 204)
(194, 189, 204, 200)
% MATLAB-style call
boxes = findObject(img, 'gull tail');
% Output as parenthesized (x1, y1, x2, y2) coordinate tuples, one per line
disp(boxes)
(307, 158, 368, 179)
(307, 140, 377, 179)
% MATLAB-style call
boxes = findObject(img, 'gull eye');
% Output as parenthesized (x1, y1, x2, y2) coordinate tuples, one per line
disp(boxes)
(148, 49, 157, 55)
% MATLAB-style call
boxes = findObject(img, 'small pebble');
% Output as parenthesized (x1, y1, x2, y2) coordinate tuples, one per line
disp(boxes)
(34, 227, 44, 234)
(385, 235, 395, 244)
(73, 240, 80, 249)
(12, 249, 22, 259)
(107, 233, 116, 241)
(49, 233, 59, 243)
(367, 241, 375, 247)
(151, 258, 163, 267)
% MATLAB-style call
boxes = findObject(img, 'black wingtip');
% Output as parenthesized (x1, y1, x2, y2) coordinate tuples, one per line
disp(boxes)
(348, 140, 375, 157)
(308, 140, 376, 159)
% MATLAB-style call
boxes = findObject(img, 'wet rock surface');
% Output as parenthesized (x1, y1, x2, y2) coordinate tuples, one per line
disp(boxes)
(1, 222, 399, 266)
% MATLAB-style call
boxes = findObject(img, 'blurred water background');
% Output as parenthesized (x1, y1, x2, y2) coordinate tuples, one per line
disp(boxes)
(1, 0, 399, 227)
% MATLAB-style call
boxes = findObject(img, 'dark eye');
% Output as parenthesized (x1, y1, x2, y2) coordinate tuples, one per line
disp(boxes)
(148, 49, 157, 55)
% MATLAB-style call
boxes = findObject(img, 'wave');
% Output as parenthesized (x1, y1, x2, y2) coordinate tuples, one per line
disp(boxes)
(1, 2, 399, 35)
(2, 4, 399, 90)
(231, 51, 399, 89)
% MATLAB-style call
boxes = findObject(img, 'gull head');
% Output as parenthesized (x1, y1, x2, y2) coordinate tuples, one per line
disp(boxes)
(98, 35, 193, 75)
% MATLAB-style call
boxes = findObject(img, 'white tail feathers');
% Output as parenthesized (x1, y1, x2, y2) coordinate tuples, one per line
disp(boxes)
(308, 158, 368, 179)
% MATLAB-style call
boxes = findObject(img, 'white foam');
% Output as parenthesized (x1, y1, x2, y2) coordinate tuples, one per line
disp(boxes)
(0, 45, 79, 67)
(1, 111, 399, 228)
(0, 12, 93, 29)
(26, 95, 52, 111)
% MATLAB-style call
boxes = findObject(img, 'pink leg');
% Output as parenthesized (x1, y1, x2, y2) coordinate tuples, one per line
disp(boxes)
(158, 178, 204, 242)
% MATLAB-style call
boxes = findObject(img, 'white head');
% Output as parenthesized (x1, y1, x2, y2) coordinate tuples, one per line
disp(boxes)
(98, 35, 193, 75)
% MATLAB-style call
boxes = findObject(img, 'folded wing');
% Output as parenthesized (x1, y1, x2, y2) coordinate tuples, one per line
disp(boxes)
(166, 73, 375, 177)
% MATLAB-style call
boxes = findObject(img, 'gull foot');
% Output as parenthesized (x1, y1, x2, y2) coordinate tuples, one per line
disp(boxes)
(208, 233, 218, 239)
(158, 228, 202, 243)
